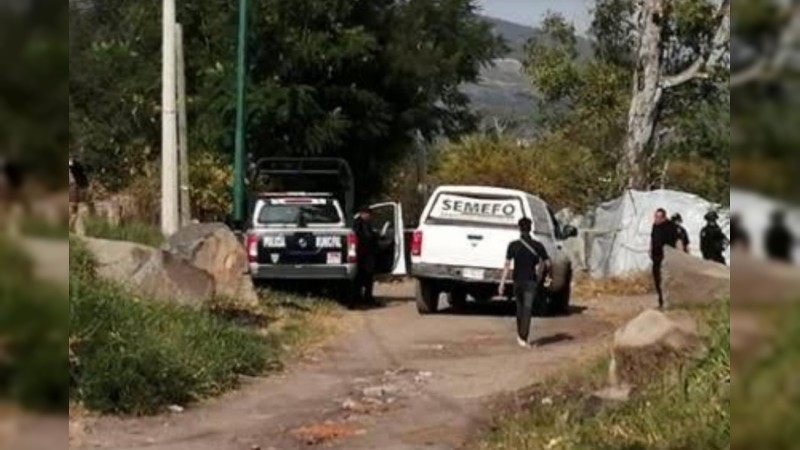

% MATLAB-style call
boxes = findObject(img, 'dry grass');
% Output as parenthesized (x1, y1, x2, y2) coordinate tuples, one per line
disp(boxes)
(573, 271, 653, 300)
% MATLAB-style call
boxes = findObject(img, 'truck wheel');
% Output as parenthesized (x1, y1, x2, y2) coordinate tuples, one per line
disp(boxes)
(550, 270, 573, 316)
(447, 288, 468, 309)
(416, 279, 440, 314)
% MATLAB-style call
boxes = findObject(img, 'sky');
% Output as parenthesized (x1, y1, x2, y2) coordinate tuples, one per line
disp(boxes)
(476, 0, 594, 33)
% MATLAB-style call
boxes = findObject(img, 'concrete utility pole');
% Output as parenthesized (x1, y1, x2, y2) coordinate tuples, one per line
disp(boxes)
(176, 23, 192, 227)
(161, 0, 180, 236)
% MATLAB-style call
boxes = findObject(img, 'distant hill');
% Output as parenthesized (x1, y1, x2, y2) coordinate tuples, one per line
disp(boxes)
(461, 16, 594, 136)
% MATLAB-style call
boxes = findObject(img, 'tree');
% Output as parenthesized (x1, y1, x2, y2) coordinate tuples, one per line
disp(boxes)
(69, 0, 504, 205)
(618, 0, 730, 188)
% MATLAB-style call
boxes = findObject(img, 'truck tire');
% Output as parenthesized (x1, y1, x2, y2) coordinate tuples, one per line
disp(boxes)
(447, 288, 468, 309)
(550, 269, 573, 316)
(416, 279, 440, 314)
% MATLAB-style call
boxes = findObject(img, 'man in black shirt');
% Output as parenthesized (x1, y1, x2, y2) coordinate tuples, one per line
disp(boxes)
(499, 217, 551, 348)
(765, 210, 795, 264)
(651, 208, 683, 309)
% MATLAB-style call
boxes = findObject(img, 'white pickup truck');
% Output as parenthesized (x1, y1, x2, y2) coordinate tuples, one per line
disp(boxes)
(410, 185, 576, 315)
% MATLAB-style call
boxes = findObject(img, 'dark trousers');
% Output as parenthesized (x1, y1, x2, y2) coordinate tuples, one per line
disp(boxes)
(652, 259, 664, 308)
(514, 281, 538, 342)
(355, 269, 375, 303)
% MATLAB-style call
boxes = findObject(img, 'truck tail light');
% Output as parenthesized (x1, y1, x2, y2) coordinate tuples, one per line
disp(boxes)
(246, 233, 259, 263)
(347, 233, 358, 263)
(411, 230, 423, 257)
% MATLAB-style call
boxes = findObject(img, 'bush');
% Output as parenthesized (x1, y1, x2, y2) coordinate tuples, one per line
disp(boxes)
(84, 216, 164, 247)
(430, 133, 613, 212)
(69, 245, 275, 415)
(0, 239, 68, 412)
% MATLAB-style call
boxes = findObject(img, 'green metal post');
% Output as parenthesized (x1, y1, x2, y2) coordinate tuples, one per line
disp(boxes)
(233, 0, 249, 223)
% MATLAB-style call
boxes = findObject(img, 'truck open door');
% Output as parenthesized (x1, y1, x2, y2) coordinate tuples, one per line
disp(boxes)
(369, 202, 407, 276)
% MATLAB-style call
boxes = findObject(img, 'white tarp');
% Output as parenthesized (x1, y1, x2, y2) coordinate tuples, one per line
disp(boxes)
(729, 189, 800, 262)
(587, 190, 730, 278)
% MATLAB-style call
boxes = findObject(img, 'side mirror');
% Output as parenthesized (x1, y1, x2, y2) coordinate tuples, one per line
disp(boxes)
(562, 225, 579, 239)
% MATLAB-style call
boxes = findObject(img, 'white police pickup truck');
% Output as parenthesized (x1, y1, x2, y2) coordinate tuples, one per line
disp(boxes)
(243, 158, 406, 297)
(410, 185, 576, 315)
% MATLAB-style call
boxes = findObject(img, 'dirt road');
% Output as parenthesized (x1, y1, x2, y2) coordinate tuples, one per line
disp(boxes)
(79, 284, 652, 450)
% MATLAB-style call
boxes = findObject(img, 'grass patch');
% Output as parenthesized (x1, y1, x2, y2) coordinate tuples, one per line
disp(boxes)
(84, 217, 164, 247)
(479, 303, 730, 450)
(69, 239, 341, 415)
(0, 239, 68, 413)
(731, 303, 800, 449)
(20, 217, 68, 239)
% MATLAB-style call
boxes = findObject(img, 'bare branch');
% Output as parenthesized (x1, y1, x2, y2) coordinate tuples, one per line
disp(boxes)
(661, 0, 731, 89)
(731, 2, 800, 87)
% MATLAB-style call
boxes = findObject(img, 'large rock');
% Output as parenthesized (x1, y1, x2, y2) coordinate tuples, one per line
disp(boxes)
(166, 223, 258, 307)
(731, 252, 800, 305)
(611, 310, 701, 386)
(83, 237, 214, 308)
(663, 247, 730, 307)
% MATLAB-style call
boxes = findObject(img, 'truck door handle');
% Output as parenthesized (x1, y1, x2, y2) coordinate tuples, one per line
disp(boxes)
(467, 235, 483, 240)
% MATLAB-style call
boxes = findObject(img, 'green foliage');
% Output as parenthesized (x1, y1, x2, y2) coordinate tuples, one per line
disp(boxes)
(0, 0, 69, 187)
(69, 238, 341, 415)
(69, 0, 504, 203)
(0, 239, 68, 412)
(70, 277, 274, 415)
(524, 5, 729, 198)
(69, 244, 272, 415)
(732, 303, 800, 449)
(430, 134, 608, 211)
(480, 302, 731, 450)
(84, 217, 164, 248)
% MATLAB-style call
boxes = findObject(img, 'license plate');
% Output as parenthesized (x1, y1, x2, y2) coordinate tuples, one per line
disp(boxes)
(327, 252, 342, 264)
(463, 268, 485, 280)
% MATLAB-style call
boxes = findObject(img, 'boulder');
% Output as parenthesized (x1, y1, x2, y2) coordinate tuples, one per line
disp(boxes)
(611, 310, 701, 386)
(731, 252, 800, 305)
(663, 247, 730, 307)
(166, 223, 259, 307)
(83, 237, 214, 308)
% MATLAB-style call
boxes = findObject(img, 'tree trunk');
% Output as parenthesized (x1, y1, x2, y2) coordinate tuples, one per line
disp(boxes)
(620, 0, 666, 189)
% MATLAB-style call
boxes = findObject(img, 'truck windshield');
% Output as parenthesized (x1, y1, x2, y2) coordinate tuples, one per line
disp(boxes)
(258, 202, 342, 226)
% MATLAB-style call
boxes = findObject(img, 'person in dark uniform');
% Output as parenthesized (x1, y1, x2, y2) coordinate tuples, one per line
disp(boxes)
(651, 208, 683, 309)
(765, 210, 794, 264)
(671, 213, 690, 253)
(0, 157, 24, 234)
(700, 211, 728, 265)
(499, 217, 551, 348)
(69, 156, 90, 235)
(730, 214, 750, 252)
(353, 206, 378, 306)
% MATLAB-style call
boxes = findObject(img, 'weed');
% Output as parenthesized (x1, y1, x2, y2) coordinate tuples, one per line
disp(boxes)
(84, 217, 164, 247)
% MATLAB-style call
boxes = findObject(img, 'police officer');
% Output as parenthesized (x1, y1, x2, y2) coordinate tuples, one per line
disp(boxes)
(700, 211, 728, 265)
(0, 157, 23, 235)
(671, 213, 690, 253)
(353, 206, 378, 306)
(730, 214, 750, 252)
(69, 156, 90, 235)
(765, 210, 795, 264)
